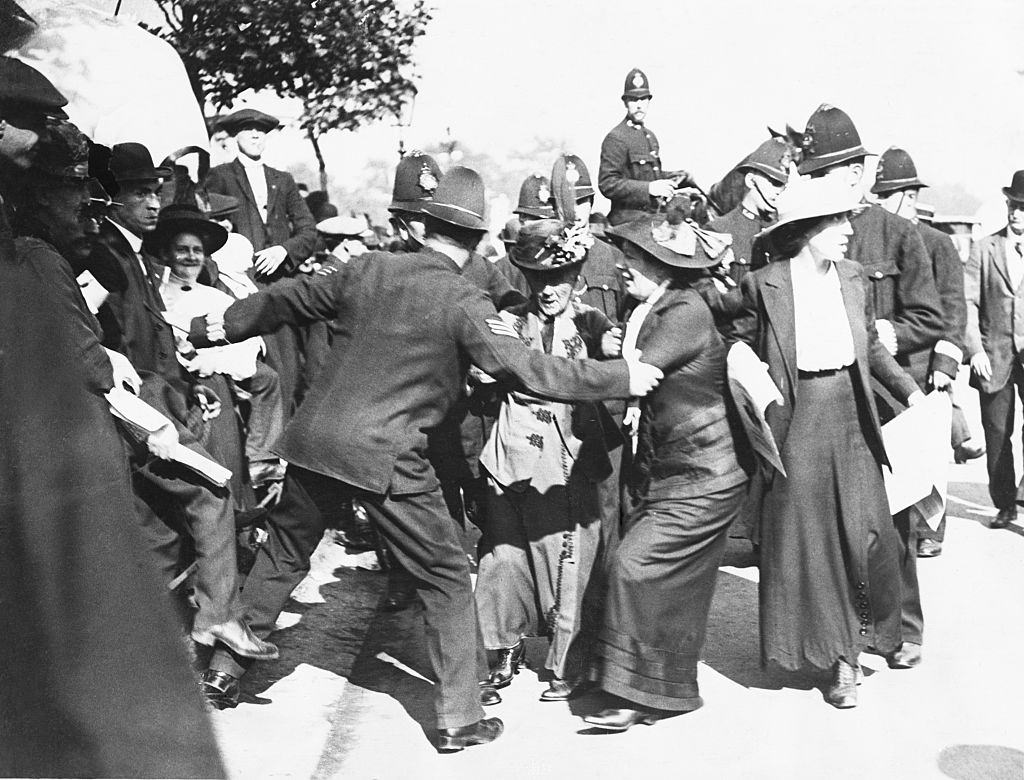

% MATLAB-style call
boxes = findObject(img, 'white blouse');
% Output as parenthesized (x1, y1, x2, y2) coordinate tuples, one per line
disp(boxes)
(790, 259, 855, 372)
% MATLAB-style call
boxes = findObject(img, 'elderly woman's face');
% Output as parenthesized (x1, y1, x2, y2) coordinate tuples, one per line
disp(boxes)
(525, 266, 578, 318)
(167, 231, 206, 282)
(806, 214, 854, 262)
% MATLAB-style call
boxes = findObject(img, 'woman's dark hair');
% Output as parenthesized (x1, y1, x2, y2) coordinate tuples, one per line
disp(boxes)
(767, 214, 840, 261)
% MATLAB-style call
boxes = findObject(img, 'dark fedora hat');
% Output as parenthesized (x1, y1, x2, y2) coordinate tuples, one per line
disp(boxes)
(420, 166, 488, 231)
(218, 108, 281, 136)
(389, 151, 442, 214)
(151, 203, 228, 255)
(737, 138, 792, 185)
(509, 218, 592, 272)
(205, 192, 240, 221)
(622, 67, 652, 100)
(514, 174, 555, 219)
(871, 147, 927, 195)
(607, 204, 728, 269)
(110, 142, 172, 182)
(552, 154, 595, 202)
(1002, 170, 1024, 203)
(797, 104, 870, 175)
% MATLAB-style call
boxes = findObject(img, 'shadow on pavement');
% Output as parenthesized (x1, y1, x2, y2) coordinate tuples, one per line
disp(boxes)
(701, 570, 819, 692)
(938, 745, 1024, 779)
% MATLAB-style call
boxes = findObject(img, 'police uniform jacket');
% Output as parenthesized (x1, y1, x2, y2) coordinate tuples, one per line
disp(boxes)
(205, 159, 317, 282)
(847, 204, 950, 386)
(709, 206, 772, 285)
(599, 117, 670, 225)
(918, 220, 966, 370)
(577, 238, 627, 322)
(631, 286, 747, 499)
(964, 228, 1024, 394)
(190, 247, 631, 496)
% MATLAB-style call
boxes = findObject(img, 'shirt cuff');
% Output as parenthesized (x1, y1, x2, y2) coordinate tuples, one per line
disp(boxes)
(933, 340, 963, 365)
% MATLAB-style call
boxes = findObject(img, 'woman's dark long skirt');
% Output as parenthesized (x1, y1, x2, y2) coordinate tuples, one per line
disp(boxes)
(591, 482, 745, 710)
(760, 367, 902, 671)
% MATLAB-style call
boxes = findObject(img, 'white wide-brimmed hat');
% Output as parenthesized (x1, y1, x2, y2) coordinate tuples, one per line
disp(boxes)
(757, 176, 865, 239)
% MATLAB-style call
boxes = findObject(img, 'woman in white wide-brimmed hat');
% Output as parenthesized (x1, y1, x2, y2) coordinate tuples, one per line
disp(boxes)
(732, 175, 923, 708)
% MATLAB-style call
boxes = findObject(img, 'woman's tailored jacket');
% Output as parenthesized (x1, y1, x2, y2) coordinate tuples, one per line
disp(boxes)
(732, 258, 919, 473)
(631, 287, 747, 499)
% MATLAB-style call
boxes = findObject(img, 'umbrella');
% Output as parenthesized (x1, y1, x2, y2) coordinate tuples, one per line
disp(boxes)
(9, 0, 208, 163)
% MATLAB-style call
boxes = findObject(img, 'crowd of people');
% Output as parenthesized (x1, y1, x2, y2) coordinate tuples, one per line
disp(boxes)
(2, 55, 1019, 772)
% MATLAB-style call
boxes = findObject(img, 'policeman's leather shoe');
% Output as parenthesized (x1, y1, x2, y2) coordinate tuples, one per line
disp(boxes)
(825, 659, 860, 709)
(990, 506, 1017, 529)
(916, 538, 942, 558)
(436, 717, 504, 752)
(381, 585, 417, 612)
(540, 678, 577, 702)
(200, 669, 240, 710)
(191, 618, 279, 660)
(487, 640, 526, 689)
(887, 641, 922, 669)
(583, 707, 662, 731)
(953, 440, 985, 464)
(479, 681, 501, 706)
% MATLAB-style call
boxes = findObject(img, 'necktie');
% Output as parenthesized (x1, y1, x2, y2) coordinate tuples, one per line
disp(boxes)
(1010, 241, 1024, 291)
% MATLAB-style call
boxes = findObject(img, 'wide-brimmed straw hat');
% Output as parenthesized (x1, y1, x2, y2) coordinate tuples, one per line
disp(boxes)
(757, 176, 865, 239)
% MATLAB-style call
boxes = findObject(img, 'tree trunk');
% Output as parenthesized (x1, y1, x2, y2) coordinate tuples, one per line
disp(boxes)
(308, 129, 328, 191)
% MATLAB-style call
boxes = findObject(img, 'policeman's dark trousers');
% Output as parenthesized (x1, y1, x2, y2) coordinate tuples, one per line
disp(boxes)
(892, 508, 924, 645)
(978, 367, 1024, 511)
(209, 466, 486, 730)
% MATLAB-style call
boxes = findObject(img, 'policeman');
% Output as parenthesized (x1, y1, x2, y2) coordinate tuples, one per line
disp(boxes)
(872, 145, 983, 557)
(708, 137, 791, 285)
(598, 68, 692, 226)
(513, 173, 556, 223)
(799, 104, 946, 671)
(388, 149, 443, 249)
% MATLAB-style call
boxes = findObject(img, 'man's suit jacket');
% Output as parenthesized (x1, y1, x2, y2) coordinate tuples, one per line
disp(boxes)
(190, 246, 631, 496)
(734, 258, 919, 472)
(965, 228, 1024, 394)
(205, 159, 316, 280)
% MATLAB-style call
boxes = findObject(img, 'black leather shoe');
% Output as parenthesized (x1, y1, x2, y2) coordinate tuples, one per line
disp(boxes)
(991, 506, 1017, 529)
(916, 538, 942, 558)
(200, 669, 240, 709)
(436, 717, 504, 752)
(381, 585, 417, 612)
(583, 707, 662, 731)
(487, 640, 526, 689)
(953, 440, 985, 464)
(887, 641, 922, 669)
(191, 618, 279, 660)
(479, 681, 501, 706)
(825, 659, 861, 709)
(540, 678, 577, 702)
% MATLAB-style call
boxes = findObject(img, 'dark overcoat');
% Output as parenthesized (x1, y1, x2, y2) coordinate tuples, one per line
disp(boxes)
(191, 246, 631, 496)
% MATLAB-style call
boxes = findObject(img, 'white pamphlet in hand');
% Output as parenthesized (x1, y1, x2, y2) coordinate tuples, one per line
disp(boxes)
(105, 387, 232, 488)
(881, 391, 951, 529)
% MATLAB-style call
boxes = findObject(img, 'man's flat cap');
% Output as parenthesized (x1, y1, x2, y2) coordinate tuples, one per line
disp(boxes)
(218, 109, 281, 135)
(0, 56, 67, 115)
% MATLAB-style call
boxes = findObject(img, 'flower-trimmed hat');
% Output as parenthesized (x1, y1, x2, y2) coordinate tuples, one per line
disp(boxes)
(608, 199, 730, 269)
(510, 219, 592, 273)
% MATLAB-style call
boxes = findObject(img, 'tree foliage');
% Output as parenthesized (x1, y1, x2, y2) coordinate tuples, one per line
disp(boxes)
(145, 0, 430, 137)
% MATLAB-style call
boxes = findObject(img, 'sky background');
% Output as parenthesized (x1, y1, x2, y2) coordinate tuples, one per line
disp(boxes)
(86, 0, 1024, 222)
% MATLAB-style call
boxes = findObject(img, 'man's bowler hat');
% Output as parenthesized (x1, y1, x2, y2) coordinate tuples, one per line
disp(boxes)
(871, 147, 927, 195)
(110, 142, 172, 182)
(389, 151, 442, 214)
(218, 108, 281, 136)
(1002, 170, 1024, 204)
(514, 174, 555, 219)
(622, 67, 652, 100)
(420, 166, 488, 231)
(152, 204, 228, 255)
(797, 104, 870, 175)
